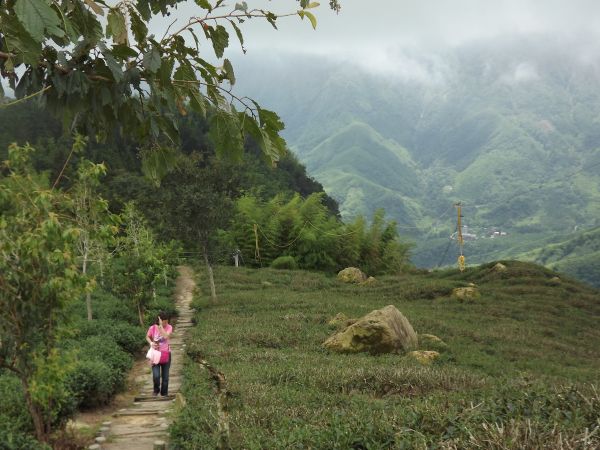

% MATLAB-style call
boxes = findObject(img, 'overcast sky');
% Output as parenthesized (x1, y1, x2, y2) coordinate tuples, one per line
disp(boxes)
(3, 1, 600, 94)
(204, 0, 600, 55)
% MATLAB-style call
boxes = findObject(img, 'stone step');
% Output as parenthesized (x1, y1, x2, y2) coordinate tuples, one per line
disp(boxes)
(134, 395, 176, 402)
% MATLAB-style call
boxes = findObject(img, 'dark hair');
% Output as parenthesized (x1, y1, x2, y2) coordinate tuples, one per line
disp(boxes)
(154, 311, 170, 325)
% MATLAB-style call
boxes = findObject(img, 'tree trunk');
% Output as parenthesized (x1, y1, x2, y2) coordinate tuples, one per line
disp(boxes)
(21, 378, 48, 442)
(82, 245, 93, 321)
(137, 300, 145, 327)
(204, 247, 217, 302)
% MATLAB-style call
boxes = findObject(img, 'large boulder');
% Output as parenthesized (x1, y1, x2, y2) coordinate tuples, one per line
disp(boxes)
(323, 305, 418, 354)
(337, 267, 367, 284)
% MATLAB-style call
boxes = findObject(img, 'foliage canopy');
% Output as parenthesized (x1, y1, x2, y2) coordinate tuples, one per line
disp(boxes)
(0, 0, 340, 177)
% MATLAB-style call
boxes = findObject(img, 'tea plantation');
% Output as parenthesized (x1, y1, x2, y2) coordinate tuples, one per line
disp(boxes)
(170, 261, 600, 449)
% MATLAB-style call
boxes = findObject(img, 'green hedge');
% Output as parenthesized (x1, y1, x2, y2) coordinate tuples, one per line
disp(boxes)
(270, 255, 298, 270)
(67, 360, 117, 409)
(77, 320, 145, 355)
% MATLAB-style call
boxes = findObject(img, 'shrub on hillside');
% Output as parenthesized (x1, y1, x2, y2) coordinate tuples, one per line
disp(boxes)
(0, 375, 51, 449)
(77, 320, 145, 355)
(271, 256, 298, 270)
(88, 290, 138, 325)
(67, 360, 116, 408)
(78, 336, 133, 376)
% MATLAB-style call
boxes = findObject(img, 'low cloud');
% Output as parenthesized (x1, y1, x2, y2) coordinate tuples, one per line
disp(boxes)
(500, 62, 540, 85)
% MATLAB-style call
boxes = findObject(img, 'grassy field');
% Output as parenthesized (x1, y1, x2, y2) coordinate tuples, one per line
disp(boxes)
(170, 261, 600, 449)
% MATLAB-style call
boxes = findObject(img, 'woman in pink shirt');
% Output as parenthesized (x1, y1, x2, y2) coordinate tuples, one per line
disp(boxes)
(146, 311, 173, 396)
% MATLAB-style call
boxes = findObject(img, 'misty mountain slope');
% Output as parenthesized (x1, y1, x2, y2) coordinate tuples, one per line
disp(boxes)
(514, 227, 600, 287)
(231, 36, 600, 283)
(303, 121, 423, 224)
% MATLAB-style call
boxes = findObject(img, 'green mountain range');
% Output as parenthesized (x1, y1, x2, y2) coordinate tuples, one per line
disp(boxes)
(231, 36, 600, 286)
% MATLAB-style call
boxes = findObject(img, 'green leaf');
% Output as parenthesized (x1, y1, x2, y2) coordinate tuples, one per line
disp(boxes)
(107, 8, 128, 45)
(298, 10, 317, 30)
(128, 6, 148, 46)
(206, 25, 229, 59)
(72, 2, 103, 43)
(0, 14, 43, 66)
(173, 64, 196, 82)
(143, 46, 161, 73)
(234, 2, 247, 12)
(14, 0, 64, 43)
(83, 0, 104, 16)
(141, 145, 179, 186)
(228, 20, 245, 53)
(194, 0, 212, 11)
(111, 44, 138, 60)
(209, 109, 243, 161)
(158, 57, 174, 85)
(222, 58, 235, 85)
(101, 48, 124, 81)
(188, 89, 206, 117)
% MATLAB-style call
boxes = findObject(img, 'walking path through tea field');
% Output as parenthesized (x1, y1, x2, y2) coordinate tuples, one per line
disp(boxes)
(97, 266, 195, 450)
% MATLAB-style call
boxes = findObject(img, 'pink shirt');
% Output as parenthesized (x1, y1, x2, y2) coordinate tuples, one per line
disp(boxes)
(147, 324, 173, 352)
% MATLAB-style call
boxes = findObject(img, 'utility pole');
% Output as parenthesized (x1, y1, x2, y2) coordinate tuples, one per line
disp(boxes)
(455, 202, 466, 272)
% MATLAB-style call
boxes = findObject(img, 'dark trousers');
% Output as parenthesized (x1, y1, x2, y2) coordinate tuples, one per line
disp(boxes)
(152, 352, 171, 395)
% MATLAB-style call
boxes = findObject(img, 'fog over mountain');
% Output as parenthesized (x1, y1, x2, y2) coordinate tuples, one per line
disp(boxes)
(229, 31, 600, 286)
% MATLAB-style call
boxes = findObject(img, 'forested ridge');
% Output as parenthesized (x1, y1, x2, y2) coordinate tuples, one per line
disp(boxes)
(0, 102, 412, 275)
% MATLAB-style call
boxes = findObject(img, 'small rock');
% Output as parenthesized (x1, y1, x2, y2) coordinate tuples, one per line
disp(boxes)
(95, 436, 107, 444)
(327, 313, 348, 327)
(452, 287, 480, 301)
(492, 263, 507, 272)
(261, 281, 273, 287)
(550, 276, 561, 284)
(360, 276, 377, 286)
(467, 282, 476, 287)
(418, 334, 449, 352)
(407, 350, 440, 365)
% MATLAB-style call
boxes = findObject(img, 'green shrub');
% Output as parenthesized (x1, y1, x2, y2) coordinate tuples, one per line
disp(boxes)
(77, 320, 145, 355)
(67, 360, 116, 409)
(89, 290, 138, 325)
(76, 336, 133, 388)
(270, 255, 298, 270)
(0, 375, 51, 449)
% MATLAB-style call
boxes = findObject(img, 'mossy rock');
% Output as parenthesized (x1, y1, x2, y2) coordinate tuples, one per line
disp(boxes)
(492, 263, 507, 272)
(418, 334, 449, 352)
(452, 287, 480, 301)
(360, 276, 377, 286)
(337, 267, 367, 284)
(323, 305, 418, 354)
(407, 350, 440, 365)
(327, 313, 356, 328)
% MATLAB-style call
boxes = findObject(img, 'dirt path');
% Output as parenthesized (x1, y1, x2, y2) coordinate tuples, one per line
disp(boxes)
(85, 266, 196, 449)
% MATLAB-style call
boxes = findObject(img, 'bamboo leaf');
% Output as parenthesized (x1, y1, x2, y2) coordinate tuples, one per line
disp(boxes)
(297, 10, 317, 30)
